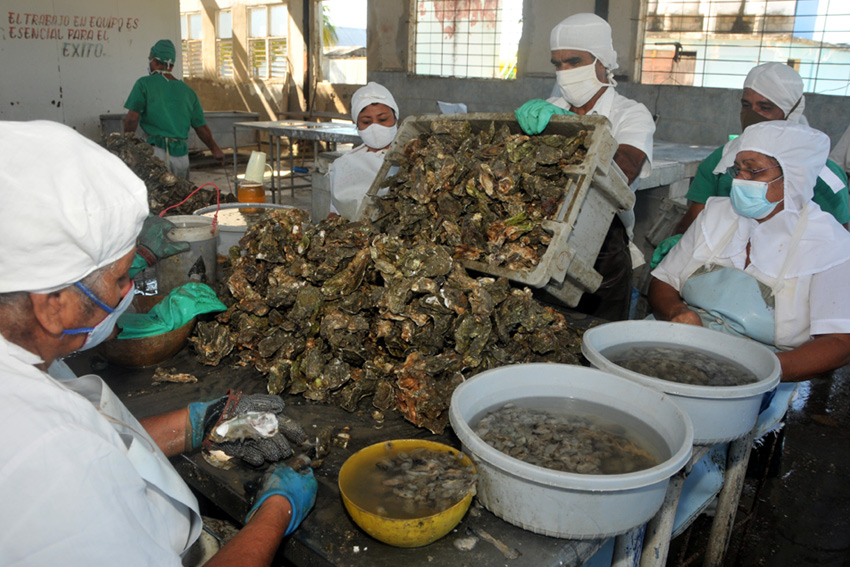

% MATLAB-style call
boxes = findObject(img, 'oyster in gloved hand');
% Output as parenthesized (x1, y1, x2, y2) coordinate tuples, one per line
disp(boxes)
(202, 390, 309, 467)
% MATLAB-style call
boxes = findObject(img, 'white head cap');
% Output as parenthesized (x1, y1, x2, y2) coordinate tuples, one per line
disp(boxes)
(716, 121, 828, 213)
(743, 62, 806, 123)
(550, 13, 618, 70)
(351, 82, 399, 123)
(0, 121, 149, 293)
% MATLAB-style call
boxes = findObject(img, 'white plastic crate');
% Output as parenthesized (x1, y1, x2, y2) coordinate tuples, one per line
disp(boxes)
(361, 113, 634, 307)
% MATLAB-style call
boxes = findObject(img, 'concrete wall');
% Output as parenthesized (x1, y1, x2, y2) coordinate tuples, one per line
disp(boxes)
(180, 0, 307, 121)
(0, 0, 179, 139)
(367, 0, 850, 148)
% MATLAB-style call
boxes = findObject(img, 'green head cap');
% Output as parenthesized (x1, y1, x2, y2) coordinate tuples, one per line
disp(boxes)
(149, 39, 176, 66)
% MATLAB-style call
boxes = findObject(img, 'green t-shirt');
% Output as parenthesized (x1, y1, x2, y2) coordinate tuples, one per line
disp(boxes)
(124, 74, 206, 157)
(686, 145, 850, 224)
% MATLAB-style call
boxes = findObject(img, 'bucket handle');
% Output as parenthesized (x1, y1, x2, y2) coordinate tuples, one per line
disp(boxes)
(158, 182, 221, 234)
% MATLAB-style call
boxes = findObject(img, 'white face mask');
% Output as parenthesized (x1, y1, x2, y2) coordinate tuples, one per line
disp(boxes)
(556, 59, 608, 107)
(359, 123, 398, 150)
(62, 282, 135, 351)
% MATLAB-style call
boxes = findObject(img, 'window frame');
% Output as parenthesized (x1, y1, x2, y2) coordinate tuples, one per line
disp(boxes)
(248, 3, 289, 81)
(408, 0, 521, 80)
(638, 0, 850, 96)
(217, 9, 234, 79)
(180, 11, 203, 79)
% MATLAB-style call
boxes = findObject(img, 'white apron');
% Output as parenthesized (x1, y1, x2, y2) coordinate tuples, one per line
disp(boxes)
(51, 361, 202, 556)
(328, 145, 387, 220)
(669, 264, 795, 537)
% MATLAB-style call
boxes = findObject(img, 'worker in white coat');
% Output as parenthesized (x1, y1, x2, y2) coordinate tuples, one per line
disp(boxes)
(641, 121, 850, 552)
(651, 120, 850, 382)
(515, 13, 656, 320)
(0, 120, 316, 567)
(328, 82, 400, 220)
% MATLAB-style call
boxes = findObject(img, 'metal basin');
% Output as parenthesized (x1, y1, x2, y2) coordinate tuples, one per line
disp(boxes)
(97, 295, 196, 368)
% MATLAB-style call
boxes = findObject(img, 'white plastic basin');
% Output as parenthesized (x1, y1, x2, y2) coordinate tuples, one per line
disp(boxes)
(449, 363, 693, 539)
(581, 321, 781, 444)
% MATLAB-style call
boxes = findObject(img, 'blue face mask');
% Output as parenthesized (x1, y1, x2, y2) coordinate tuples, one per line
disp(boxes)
(730, 178, 783, 220)
(62, 282, 135, 351)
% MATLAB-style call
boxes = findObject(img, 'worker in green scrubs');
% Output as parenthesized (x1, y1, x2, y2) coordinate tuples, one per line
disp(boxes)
(123, 39, 225, 179)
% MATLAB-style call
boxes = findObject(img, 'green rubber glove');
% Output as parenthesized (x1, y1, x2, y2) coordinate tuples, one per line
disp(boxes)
(650, 234, 683, 269)
(246, 465, 318, 535)
(515, 99, 574, 135)
(136, 214, 190, 267)
(128, 253, 149, 278)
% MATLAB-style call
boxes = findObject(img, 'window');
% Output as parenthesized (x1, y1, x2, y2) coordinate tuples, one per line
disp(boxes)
(412, 0, 523, 79)
(641, 0, 850, 96)
(321, 0, 367, 84)
(217, 10, 234, 78)
(180, 12, 203, 78)
(249, 4, 289, 80)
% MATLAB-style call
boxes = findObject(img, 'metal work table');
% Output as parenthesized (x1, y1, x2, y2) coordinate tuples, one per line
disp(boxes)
(232, 120, 361, 202)
(65, 346, 604, 567)
(635, 141, 716, 192)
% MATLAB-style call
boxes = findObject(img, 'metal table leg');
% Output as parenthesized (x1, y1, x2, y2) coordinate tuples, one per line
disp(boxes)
(639, 445, 711, 567)
(703, 429, 756, 566)
(232, 125, 238, 186)
(274, 135, 281, 204)
(639, 472, 687, 567)
(613, 525, 644, 567)
(289, 136, 295, 199)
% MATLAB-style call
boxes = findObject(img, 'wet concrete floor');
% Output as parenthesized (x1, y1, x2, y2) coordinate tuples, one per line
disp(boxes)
(661, 368, 850, 567)
(189, 158, 849, 567)
(719, 366, 850, 567)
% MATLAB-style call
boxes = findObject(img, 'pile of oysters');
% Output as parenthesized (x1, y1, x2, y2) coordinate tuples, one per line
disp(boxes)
(190, 208, 584, 434)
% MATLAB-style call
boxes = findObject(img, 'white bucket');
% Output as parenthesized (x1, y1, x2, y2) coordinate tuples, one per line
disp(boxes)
(193, 203, 295, 256)
(449, 363, 693, 539)
(155, 215, 219, 295)
(581, 321, 781, 444)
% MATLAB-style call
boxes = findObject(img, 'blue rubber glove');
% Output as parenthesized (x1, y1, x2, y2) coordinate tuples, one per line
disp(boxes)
(246, 465, 318, 535)
(515, 99, 574, 135)
(188, 395, 228, 450)
(650, 234, 683, 269)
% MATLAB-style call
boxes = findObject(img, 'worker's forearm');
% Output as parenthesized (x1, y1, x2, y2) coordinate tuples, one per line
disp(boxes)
(674, 202, 704, 235)
(140, 408, 190, 457)
(195, 125, 223, 155)
(123, 111, 140, 134)
(776, 334, 850, 382)
(613, 144, 646, 185)
(204, 495, 292, 567)
(648, 278, 702, 326)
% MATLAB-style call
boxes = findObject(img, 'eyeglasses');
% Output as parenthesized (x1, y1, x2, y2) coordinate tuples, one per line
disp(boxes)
(726, 164, 781, 180)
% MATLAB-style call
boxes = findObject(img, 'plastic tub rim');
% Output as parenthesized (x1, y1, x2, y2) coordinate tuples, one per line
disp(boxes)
(192, 203, 296, 232)
(581, 321, 781, 399)
(448, 363, 694, 492)
(162, 214, 219, 242)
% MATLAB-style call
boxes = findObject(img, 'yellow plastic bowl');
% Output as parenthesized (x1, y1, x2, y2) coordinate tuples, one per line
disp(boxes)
(338, 439, 476, 548)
